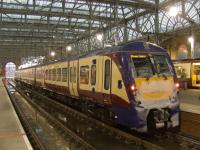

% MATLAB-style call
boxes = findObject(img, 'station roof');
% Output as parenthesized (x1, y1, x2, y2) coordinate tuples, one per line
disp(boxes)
(0, 0, 199, 63)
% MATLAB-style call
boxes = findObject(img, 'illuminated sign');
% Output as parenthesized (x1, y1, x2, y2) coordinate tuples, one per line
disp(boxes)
(193, 63, 200, 65)
(131, 55, 146, 58)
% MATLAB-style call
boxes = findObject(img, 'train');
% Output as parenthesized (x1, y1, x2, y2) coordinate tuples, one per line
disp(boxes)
(173, 59, 200, 88)
(15, 41, 180, 133)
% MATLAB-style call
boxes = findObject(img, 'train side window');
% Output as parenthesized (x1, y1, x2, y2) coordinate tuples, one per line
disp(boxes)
(70, 67, 73, 83)
(80, 66, 89, 84)
(49, 69, 52, 80)
(73, 67, 76, 83)
(45, 70, 48, 80)
(91, 65, 96, 85)
(62, 68, 68, 82)
(104, 59, 111, 90)
(57, 68, 61, 81)
(52, 69, 56, 81)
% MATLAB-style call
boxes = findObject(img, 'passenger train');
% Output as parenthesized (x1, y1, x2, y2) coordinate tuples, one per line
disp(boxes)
(15, 41, 180, 133)
(174, 59, 200, 88)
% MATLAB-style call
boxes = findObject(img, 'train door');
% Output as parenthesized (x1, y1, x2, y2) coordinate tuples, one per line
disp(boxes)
(102, 56, 112, 104)
(69, 60, 79, 96)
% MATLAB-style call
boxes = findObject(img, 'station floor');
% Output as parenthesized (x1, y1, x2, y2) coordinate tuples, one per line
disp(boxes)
(0, 79, 32, 150)
(179, 89, 200, 114)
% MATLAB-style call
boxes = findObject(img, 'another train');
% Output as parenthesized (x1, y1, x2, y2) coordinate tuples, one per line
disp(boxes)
(174, 59, 200, 88)
(15, 41, 180, 133)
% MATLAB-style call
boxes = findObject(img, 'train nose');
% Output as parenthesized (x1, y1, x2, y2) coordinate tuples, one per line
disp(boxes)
(147, 109, 170, 131)
(153, 109, 170, 122)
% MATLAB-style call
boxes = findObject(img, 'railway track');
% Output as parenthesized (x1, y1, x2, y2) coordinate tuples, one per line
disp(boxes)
(9, 80, 200, 150)
(11, 80, 164, 150)
(180, 111, 200, 139)
(5, 80, 96, 150)
(4, 80, 46, 150)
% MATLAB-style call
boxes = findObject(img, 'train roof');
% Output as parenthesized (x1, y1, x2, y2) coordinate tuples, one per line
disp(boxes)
(90, 41, 165, 55)
(173, 58, 200, 63)
(18, 41, 166, 70)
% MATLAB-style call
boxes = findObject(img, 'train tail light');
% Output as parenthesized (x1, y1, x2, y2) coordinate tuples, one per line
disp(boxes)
(130, 84, 137, 96)
(175, 82, 180, 88)
(131, 85, 136, 91)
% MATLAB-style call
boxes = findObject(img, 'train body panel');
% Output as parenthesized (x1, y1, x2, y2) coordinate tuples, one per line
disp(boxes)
(69, 60, 79, 97)
(44, 62, 70, 95)
(111, 55, 129, 105)
(15, 41, 180, 133)
(134, 76, 175, 108)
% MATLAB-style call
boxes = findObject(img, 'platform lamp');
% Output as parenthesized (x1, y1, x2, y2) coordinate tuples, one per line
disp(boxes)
(188, 36, 195, 59)
(65, 46, 72, 58)
(50, 51, 56, 61)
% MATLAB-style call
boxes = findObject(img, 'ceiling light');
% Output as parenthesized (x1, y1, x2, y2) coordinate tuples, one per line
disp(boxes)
(168, 6, 178, 16)
(66, 46, 72, 51)
(96, 33, 103, 41)
(188, 36, 194, 43)
(50, 51, 55, 57)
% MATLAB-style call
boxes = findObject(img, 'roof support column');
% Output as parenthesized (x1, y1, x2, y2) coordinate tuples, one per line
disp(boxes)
(154, 0, 160, 44)
(123, 21, 128, 43)
(0, 0, 2, 23)
(88, 0, 92, 51)
(113, 0, 119, 46)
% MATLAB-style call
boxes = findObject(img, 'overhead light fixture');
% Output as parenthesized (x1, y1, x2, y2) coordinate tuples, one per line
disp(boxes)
(33, 59, 37, 63)
(104, 43, 112, 47)
(188, 36, 195, 58)
(168, 6, 178, 16)
(66, 46, 72, 51)
(50, 51, 55, 57)
(188, 36, 194, 43)
(96, 33, 103, 41)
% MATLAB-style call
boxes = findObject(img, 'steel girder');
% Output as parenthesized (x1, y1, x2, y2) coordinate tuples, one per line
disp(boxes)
(0, 0, 199, 60)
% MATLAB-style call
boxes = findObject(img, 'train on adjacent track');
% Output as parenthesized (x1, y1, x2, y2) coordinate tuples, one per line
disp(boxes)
(173, 59, 200, 88)
(15, 41, 180, 133)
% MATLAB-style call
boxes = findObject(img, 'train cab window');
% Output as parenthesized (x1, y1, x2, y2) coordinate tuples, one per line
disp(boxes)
(131, 54, 153, 77)
(57, 68, 61, 81)
(91, 65, 96, 85)
(104, 60, 111, 90)
(49, 69, 52, 80)
(62, 68, 68, 82)
(52, 69, 56, 81)
(152, 55, 173, 76)
(80, 66, 89, 84)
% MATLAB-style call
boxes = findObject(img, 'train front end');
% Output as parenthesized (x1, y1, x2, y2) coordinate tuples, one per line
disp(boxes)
(114, 42, 180, 133)
(130, 53, 179, 132)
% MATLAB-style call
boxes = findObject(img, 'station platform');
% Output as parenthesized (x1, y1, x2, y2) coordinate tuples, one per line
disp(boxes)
(0, 78, 32, 150)
(179, 89, 200, 114)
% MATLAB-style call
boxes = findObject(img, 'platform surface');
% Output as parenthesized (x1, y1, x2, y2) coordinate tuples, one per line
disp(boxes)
(179, 89, 200, 114)
(0, 79, 32, 150)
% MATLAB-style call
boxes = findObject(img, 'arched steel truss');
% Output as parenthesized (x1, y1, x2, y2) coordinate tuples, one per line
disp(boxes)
(0, 0, 199, 58)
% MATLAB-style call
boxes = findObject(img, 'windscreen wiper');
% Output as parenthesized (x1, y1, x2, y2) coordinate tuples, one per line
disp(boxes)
(158, 73, 167, 80)
(145, 76, 150, 81)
